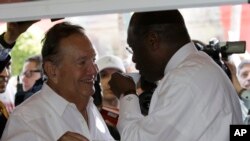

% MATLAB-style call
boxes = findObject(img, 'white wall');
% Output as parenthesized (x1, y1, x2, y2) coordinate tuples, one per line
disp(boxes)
(0, 0, 248, 22)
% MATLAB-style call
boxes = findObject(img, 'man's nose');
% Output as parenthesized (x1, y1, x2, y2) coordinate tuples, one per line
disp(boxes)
(88, 62, 98, 76)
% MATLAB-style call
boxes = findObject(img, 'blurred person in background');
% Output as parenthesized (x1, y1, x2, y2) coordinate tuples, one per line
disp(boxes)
(0, 58, 14, 113)
(96, 55, 126, 140)
(0, 21, 35, 139)
(15, 55, 43, 106)
(21, 55, 43, 92)
(225, 60, 250, 124)
(236, 60, 250, 124)
(0, 57, 12, 138)
(96, 55, 126, 109)
(237, 60, 250, 90)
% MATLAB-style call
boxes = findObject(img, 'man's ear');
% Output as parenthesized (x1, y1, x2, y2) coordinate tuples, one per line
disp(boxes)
(43, 61, 58, 83)
(147, 31, 160, 51)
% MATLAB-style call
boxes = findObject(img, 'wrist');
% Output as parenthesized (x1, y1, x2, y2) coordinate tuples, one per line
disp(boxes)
(0, 33, 15, 49)
(3, 32, 16, 45)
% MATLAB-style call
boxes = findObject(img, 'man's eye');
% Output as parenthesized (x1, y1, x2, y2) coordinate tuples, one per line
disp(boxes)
(78, 60, 86, 65)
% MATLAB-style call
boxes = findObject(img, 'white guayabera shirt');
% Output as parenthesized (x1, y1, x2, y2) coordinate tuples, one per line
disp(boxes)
(1, 83, 114, 141)
(118, 42, 243, 141)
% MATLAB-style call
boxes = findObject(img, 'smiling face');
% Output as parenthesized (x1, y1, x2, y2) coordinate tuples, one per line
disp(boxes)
(45, 33, 98, 103)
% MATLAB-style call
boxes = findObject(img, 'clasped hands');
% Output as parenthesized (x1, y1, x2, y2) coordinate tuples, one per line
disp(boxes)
(108, 72, 137, 98)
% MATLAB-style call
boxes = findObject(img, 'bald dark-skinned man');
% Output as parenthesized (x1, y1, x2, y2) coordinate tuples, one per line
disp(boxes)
(109, 10, 243, 141)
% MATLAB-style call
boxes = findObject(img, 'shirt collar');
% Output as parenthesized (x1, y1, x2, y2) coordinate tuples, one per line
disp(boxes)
(40, 83, 73, 116)
(40, 83, 94, 116)
(164, 42, 198, 74)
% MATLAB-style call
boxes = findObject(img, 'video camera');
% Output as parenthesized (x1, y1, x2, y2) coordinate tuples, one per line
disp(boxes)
(196, 38, 245, 60)
(194, 38, 246, 79)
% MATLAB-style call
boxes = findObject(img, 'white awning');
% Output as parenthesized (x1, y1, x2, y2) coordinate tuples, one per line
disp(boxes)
(0, 0, 248, 22)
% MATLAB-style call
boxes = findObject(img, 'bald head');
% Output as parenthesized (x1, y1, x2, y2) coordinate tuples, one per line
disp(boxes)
(126, 10, 191, 82)
(129, 9, 185, 26)
(128, 9, 190, 48)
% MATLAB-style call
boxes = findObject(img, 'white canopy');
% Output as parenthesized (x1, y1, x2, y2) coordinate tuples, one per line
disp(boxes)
(0, 0, 248, 22)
